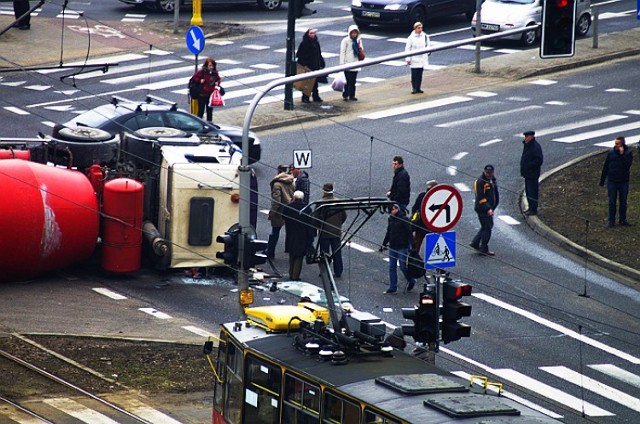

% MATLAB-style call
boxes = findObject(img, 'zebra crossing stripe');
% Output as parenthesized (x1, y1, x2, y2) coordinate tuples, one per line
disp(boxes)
(589, 364, 640, 389)
(102, 65, 195, 85)
(73, 59, 183, 80)
(473, 293, 640, 364)
(43, 398, 120, 423)
(553, 120, 640, 143)
(450, 370, 564, 419)
(525, 114, 628, 138)
(360, 95, 473, 120)
(126, 399, 185, 424)
(492, 369, 614, 416)
(436, 105, 543, 128)
(541, 366, 640, 412)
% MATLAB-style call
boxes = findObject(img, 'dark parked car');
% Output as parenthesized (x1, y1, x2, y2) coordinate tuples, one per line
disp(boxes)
(52, 96, 261, 163)
(351, 0, 476, 30)
(118, 0, 282, 13)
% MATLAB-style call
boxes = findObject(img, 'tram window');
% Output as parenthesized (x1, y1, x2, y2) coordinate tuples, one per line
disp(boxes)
(283, 373, 320, 424)
(223, 341, 244, 424)
(323, 391, 360, 424)
(363, 409, 400, 424)
(244, 355, 282, 424)
(213, 337, 226, 410)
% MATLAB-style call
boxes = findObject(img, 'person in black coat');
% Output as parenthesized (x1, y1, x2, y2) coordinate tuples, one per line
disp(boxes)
(13, 0, 31, 30)
(387, 155, 411, 212)
(600, 136, 633, 227)
(382, 205, 417, 294)
(296, 28, 325, 103)
(410, 179, 437, 252)
(520, 130, 543, 215)
(470, 165, 499, 256)
(282, 191, 316, 280)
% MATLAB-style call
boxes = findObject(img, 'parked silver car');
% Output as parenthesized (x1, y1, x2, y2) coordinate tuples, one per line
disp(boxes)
(470, 0, 591, 46)
(119, 0, 282, 13)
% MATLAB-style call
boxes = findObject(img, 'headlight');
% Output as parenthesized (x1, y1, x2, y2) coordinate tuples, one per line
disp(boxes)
(352, 0, 362, 7)
(384, 4, 408, 11)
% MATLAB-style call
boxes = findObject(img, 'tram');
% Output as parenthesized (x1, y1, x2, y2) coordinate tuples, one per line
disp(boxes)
(203, 199, 561, 424)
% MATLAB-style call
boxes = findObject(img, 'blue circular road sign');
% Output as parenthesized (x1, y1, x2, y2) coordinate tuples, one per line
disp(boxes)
(186, 26, 205, 55)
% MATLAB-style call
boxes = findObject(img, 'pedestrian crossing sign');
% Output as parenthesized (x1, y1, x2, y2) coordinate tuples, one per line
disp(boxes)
(424, 231, 456, 269)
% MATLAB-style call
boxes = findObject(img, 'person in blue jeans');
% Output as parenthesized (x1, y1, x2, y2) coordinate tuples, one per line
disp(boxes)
(599, 136, 633, 227)
(382, 204, 416, 294)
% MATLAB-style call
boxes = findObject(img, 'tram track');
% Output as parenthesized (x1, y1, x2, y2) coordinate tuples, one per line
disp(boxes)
(0, 335, 170, 423)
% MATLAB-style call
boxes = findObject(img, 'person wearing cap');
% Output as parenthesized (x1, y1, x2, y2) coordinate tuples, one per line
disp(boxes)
(404, 21, 430, 94)
(470, 165, 499, 256)
(599, 136, 633, 227)
(296, 28, 325, 103)
(340, 24, 363, 101)
(520, 130, 543, 216)
(282, 191, 316, 280)
(409, 179, 438, 252)
(266, 165, 296, 259)
(314, 183, 348, 278)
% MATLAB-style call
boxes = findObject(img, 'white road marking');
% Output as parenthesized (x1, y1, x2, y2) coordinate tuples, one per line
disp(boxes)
(473, 293, 640, 364)
(92, 288, 127, 300)
(251, 63, 280, 70)
(594, 134, 640, 147)
(452, 152, 468, 160)
(436, 105, 542, 128)
(182, 325, 215, 338)
(3, 106, 29, 115)
(346, 242, 375, 253)
(589, 364, 640, 389)
(451, 370, 564, 419)
(526, 114, 627, 138)
(242, 44, 270, 50)
(446, 166, 457, 176)
(127, 399, 185, 424)
(360, 95, 473, 120)
(529, 79, 557, 85)
(479, 138, 502, 147)
(43, 398, 121, 423)
(498, 215, 520, 225)
(541, 366, 640, 412)
(568, 84, 593, 89)
(625, 110, 640, 115)
(467, 91, 497, 98)
(25, 85, 51, 91)
(545, 101, 569, 105)
(73, 59, 183, 80)
(454, 182, 471, 192)
(553, 121, 640, 143)
(491, 369, 614, 416)
(37, 54, 147, 74)
(101, 64, 195, 85)
(605, 88, 629, 92)
(139, 308, 172, 319)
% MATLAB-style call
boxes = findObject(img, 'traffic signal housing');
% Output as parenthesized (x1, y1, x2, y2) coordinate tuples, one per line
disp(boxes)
(540, 0, 577, 58)
(441, 280, 472, 344)
(292, 0, 316, 19)
(216, 229, 240, 266)
(243, 235, 268, 269)
(401, 290, 438, 344)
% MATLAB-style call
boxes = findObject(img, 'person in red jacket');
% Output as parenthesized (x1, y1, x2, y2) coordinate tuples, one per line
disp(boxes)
(190, 57, 221, 122)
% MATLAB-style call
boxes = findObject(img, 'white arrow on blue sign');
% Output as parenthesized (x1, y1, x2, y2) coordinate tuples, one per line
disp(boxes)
(186, 26, 205, 55)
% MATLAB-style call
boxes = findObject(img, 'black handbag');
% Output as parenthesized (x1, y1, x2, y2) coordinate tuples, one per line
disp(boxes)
(406, 249, 426, 279)
(188, 79, 202, 98)
(317, 75, 328, 84)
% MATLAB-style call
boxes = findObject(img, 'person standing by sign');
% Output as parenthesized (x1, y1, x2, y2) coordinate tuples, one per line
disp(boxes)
(405, 21, 430, 94)
(296, 28, 325, 103)
(383, 204, 417, 294)
(470, 165, 499, 256)
(266, 165, 295, 259)
(339, 24, 363, 101)
(282, 191, 315, 280)
(190, 57, 221, 122)
(599, 136, 633, 227)
(289, 165, 310, 204)
(520, 130, 543, 216)
(410, 179, 438, 252)
(315, 183, 347, 278)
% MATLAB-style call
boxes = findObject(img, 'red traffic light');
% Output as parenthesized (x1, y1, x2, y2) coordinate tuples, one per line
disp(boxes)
(556, 0, 568, 7)
(443, 281, 472, 300)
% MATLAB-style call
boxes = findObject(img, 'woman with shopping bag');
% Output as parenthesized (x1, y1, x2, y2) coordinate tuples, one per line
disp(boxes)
(339, 24, 364, 101)
(189, 57, 221, 122)
(296, 28, 325, 103)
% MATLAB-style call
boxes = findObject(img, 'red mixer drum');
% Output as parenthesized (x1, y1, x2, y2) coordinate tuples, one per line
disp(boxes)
(101, 178, 144, 273)
(0, 160, 99, 283)
(0, 150, 31, 160)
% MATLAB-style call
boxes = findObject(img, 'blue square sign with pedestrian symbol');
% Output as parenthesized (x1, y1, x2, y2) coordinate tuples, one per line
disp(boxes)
(424, 231, 456, 269)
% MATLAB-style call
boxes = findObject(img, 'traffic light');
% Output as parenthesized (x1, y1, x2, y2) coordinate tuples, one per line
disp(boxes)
(540, 0, 577, 59)
(216, 229, 240, 266)
(243, 235, 268, 269)
(292, 0, 316, 19)
(401, 289, 438, 344)
(441, 280, 472, 344)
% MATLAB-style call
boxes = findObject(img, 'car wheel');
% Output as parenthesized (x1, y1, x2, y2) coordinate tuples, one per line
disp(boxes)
(257, 0, 281, 11)
(521, 26, 537, 47)
(155, 0, 176, 13)
(134, 127, 187, 140)
(56, 127, 113, 142)
(409, 6, 426, 29)
(575, 13, 591, 37)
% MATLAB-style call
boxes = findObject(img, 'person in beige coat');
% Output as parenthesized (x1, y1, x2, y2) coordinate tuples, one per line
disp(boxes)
(404, 21, 430, 94)
(266, 165, 295, 259)
(339, 24, 364, 101)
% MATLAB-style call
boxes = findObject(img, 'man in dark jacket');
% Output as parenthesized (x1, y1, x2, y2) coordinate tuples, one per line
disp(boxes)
(315, 183, 347, 278)
(383, 205, 417, 294)
(470, 165, 499, 256)
(290, 165, 311, 204)
(283, 191, 315, 280)
(600, 136, 633, 227)
(410, 179, 437, 253)
(520, 130, 543, 215)
(296, 28, 325, 103)
(387, 156, 411, 212)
